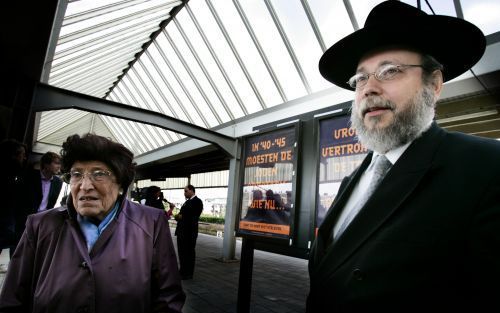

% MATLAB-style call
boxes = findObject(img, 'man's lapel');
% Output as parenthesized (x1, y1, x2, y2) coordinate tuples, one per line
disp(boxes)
(314, 124, 446, 277)
(310, 154, 371, 278)
(180, 198, 189, 213)
(48, 178, 61, 206)
(316, 153, 373, 249)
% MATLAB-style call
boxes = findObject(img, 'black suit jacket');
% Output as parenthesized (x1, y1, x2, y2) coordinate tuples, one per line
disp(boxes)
(308, 124, 500, 312)
(27, 169, 63, 213)
(175, 196, 203, 238)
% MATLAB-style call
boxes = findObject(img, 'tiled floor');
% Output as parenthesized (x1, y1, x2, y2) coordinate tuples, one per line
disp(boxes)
(0, 231, 309, 312)
(182, 233, 308, 313)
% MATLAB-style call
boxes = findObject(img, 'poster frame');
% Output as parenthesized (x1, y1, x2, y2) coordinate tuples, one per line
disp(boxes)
(235, 122, 301, 243)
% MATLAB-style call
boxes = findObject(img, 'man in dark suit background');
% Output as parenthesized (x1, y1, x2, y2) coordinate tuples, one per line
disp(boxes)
(0, 139, 28, 262)
(4, 150, 63, 257)
(27, 151, 63, 213)
(308, 1, 500, 312)
(174, 184, 203, 280)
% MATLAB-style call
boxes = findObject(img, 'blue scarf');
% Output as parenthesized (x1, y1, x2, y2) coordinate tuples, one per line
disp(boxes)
(77, 202, 119, 252)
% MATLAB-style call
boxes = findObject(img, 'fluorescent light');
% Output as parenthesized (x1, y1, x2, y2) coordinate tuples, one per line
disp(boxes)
(436, 110, 498, 124)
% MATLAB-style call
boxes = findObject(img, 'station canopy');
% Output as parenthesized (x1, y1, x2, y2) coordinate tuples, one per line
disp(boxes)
(39, 0, 500, 157)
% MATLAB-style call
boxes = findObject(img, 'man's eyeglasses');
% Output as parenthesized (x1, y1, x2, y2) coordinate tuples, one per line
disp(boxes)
(347, 64, 424, 89)
(62, 170, 112, 184)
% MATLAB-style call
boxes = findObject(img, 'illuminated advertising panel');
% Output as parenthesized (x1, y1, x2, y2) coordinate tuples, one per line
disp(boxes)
(315, 114, 368, 230)
(238, 126, 296, 239)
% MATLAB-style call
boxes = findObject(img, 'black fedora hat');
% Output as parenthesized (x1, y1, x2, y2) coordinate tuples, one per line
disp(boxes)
(319, 0, 486, 90)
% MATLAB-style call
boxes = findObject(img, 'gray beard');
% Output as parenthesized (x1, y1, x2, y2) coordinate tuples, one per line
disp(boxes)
(350, 86, 435, 154)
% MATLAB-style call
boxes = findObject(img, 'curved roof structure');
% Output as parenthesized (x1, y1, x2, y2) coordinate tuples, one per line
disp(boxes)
(35, 0, 500, 159)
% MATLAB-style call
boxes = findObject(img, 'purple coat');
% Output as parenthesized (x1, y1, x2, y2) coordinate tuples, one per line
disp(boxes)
(0, 197, 185, 313)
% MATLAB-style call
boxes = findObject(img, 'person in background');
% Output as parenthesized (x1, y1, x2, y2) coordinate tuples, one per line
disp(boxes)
(144, 185, 167, 210)
(0, 133, 185, 313)
(144, 185, 175, 219)
(0, 139, 28, 264)
(26, 151, 63, 213)
(174, 184, 203, 280)
(308, 1, 500, 312)
(165, 202, 175, 220)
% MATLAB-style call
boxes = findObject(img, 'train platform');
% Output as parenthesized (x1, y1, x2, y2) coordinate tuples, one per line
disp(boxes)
(0, 231, 309, 312)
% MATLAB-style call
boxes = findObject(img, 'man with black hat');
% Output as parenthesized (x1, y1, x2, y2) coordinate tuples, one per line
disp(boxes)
(308, 1, 500, 312)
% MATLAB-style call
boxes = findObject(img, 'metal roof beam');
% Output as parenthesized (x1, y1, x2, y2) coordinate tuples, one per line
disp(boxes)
(343, 0, 359, 31)
(301, 0, 327, 52)
(32, 83, 238, 157)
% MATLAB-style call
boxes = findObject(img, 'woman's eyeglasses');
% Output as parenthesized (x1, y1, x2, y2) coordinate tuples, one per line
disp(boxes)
(62, 170, 112, 184)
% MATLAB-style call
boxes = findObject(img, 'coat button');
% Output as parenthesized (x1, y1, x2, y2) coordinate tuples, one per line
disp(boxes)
(352, 268, 364, 281)
(80, 261, 88, 269)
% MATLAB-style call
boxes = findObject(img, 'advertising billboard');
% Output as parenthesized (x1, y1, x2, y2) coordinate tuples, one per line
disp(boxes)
(315, 114, 368, 230)
(238, 126, 296, 239)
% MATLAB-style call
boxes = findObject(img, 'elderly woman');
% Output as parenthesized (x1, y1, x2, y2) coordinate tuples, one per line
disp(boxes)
(0, 134, 185, 313)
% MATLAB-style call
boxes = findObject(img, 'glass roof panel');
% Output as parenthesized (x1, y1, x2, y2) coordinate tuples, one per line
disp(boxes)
(132, 64, 174, 117)
(270, 0, 331, 93)
(49, 53, 133, 82)
(51, 36, 146, 72)
(53, 67, 120, 90)
(127, 69, 163, 112)
(60, 0, 172, 37)
(146, 43, 206, 127)
(115, 78, 139, 106)
(50, 48, 139, 79)
(188, 0, 262, 115)
(52, 32, 150, 68)
(136, 53, 191, 124)
(121, 76, 150, 110)
(163, 26, 229, 124)
(64, 0, 157, 16)
(308, 0, 354, 49)
(237, 0, 306, 102)
(56, 16, 163, 52)
(166, 20, 232, 123)
(110, 119, 148, 154)
(154, 33, 214, 127)
(54, 20, 158, 61)
(401, 0, 456, 16)
(210, 0, 283, 108)
(37, 110, 89, 139)
(461, 0, 500, 35)
(350, 0, 385, 27)
(58, 9, 170, 48)
(175, 7, 246, 119)
(41, 0, 499, 157)
(100, 113, 135, 149)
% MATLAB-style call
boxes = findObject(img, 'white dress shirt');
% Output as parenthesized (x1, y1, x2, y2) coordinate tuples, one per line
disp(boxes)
(333, 142, 411, 238)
